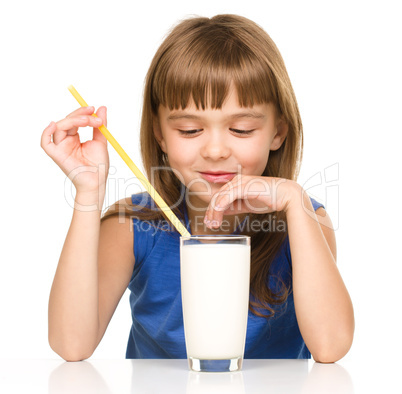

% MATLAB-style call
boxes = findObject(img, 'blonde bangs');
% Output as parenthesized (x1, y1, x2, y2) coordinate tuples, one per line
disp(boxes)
(151, 18, 279, 112)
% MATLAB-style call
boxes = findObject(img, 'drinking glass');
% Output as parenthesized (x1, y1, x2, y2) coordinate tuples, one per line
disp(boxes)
(180, 235, 251, 372)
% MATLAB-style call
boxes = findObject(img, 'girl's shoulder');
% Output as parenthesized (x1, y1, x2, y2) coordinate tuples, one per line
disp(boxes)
(101, 196, 135, 222)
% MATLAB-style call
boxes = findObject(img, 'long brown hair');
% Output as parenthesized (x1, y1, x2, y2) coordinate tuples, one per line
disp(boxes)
(102, 14, 303, 318)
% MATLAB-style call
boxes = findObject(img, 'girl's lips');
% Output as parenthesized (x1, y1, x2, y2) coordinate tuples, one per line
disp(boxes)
(200, 172, 237, 183)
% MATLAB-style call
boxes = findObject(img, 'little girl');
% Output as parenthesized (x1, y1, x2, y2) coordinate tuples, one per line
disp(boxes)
(41, 14, 354, 363)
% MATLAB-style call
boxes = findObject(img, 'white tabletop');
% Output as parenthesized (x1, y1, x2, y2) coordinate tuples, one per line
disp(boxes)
(0, 358, 370, 394)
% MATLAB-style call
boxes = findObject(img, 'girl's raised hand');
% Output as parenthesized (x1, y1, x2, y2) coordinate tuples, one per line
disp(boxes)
(41, 106, 110, 194)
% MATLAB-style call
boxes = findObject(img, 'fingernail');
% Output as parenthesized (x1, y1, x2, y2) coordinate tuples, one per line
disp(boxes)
(95, 117, 102, 123)
(204, 218, 213, 227)
(210, 220, 220, 227)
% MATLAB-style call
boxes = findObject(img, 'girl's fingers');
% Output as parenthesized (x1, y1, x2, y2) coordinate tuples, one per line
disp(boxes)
(66, 106, 94, 118)
(92, 106, 107, 143)
(42, 107, 104, 149)
(52, 125, 79, 145)
(208, 177, 244, 213)
(40, 121, 57, 157)
(205, 176, 270, 226)
(94, 106, 107, 127)
(204, 187, 237, 226)
(47, 115, 101, 146)
(55, 114, 103, 132)
(65, 126, 79, 136)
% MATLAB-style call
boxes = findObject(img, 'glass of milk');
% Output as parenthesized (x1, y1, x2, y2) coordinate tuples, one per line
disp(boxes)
(180, 235, 251, 372)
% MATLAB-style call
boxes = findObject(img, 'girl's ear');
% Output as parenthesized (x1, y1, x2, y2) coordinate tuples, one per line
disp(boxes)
(153, 116, 167, 153)
(270, 116, 289, 151)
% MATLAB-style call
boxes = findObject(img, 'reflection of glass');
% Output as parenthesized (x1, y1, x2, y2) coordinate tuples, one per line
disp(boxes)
(48, 361, 111, 394)
(180, 235, 251, 372)
(186, 371, 245, 394)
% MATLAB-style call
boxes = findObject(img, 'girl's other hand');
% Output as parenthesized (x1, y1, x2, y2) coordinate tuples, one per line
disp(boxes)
(41, 106, 110, 194)
(204, 175, 300, 228)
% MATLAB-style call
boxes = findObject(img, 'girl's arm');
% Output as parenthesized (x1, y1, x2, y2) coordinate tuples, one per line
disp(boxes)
(285, 183, 354, 363)
(42, 107, 134, 361)
(48, 196, 134, 361)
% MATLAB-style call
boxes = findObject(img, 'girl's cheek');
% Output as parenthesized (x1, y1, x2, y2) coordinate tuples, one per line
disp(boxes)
(238, 149, 269, 175)
(171, 140, 197, 161)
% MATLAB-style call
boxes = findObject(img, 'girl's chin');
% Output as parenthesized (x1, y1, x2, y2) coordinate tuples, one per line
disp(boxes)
(185, 191, 214, 207)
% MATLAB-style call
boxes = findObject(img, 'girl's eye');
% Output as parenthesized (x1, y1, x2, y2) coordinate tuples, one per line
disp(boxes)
(178, 128, 255, 135)
(178, 129, 203, 135)
(229, 128, 255, 134)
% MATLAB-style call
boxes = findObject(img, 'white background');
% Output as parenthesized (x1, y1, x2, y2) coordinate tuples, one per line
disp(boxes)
(0, 0, 401, 391)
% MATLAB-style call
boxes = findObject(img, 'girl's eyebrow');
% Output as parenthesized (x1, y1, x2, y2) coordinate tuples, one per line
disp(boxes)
(167, 111, 266, 121)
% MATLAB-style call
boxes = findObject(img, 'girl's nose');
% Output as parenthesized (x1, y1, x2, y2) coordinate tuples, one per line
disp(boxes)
(200, 132, 231, 160)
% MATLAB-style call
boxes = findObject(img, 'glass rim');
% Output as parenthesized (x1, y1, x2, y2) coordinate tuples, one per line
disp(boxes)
(180, 235, 250, 241)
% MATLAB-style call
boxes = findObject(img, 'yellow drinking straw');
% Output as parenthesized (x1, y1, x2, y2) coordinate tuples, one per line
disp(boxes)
(68, 85, 191, 237)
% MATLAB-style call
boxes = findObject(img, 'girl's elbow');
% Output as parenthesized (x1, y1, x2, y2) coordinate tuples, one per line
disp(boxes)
(54, 347, 94, 362)
(312, 337, 354, 364)
(60, 350, 93, 362)
(313, 352, 343, 364)
(312, 318, 355, 363)
(48, 336, 94, 362)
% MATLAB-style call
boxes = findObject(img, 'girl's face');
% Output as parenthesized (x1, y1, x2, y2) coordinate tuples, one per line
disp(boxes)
(154, 86, 288, 209)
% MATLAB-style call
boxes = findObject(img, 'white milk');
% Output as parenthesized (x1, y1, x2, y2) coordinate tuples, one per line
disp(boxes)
(180, 243, 250, 360)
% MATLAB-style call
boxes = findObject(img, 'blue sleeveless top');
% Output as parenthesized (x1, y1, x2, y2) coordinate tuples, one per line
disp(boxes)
(126, 192, 325, 359)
